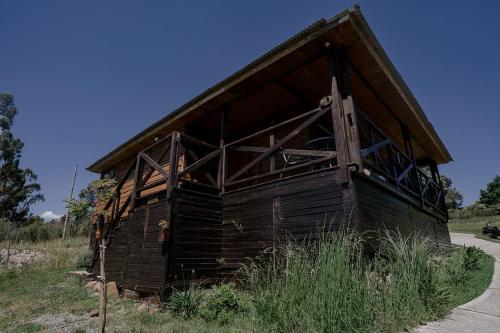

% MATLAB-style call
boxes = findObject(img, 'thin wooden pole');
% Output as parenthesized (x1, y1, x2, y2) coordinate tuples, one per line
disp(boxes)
(62, 163, 78, 240)
(97, 215, 107, 333)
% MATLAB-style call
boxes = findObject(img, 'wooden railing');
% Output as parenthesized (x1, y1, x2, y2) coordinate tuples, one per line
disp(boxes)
(222, 98, 338, 191)
(98, 99, 446, 224)
(99, 132, 222, 228)
(357, 110, 446, 214)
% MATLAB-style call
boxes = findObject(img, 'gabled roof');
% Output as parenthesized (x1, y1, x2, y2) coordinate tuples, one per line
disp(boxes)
(88, 6, 451, 173)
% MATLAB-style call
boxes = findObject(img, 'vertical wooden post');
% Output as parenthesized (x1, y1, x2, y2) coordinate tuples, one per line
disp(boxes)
(62, 163, 78, 240)
(429, 160, 439, 183)
(328, 46, 361, 230)
(269, 132, 276, 172)
(430, 159, 447, 214)
(386, 143, 397, 182)
(167, 132, 179, 199)
(97, 215, 107, 333)
(403, 125, 424, 206)
(401, 124, 411, 157)
(162, 131, 179, 301)
(339, 50, 362, 170)
(129, 154, 142, 212)
(218, 109, 227, 192)
(328, 48, 348, 177)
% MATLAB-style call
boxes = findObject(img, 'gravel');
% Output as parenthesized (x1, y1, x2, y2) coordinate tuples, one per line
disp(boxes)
(0, 248, 50, 268)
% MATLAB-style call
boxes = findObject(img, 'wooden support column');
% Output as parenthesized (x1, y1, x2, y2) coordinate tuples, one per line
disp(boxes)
(328, 46, 360, 230)
(430, 159, 448, 216)
(401, 124, 411, 157)
(162, 131, 180, 301)
(403, 125, 424, 207)
(328, 48, 349, 179)
(218, 108, 227, 192)
(167, 132, 179, 200)
(339, 50, 362, 170)
(328, 47, 362, 173)
(129, 155, 142, 212)
(269, 122, 276, 172)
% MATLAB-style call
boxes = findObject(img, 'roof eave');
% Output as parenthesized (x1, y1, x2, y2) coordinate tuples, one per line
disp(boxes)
(88, 6, 452, 173)
(87, 9, 352, 173)
(348, 6, 452, 164)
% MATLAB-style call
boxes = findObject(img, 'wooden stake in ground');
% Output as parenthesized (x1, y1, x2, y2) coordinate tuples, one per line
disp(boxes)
(98, 234, 107, 333)
(62, 163, 78, 240)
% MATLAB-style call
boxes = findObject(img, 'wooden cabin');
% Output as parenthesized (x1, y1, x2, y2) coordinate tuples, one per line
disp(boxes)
(87, 6, 452, 297)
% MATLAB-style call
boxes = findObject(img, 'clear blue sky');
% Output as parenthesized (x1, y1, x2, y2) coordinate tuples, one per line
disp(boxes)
(1, 0, 499, 218)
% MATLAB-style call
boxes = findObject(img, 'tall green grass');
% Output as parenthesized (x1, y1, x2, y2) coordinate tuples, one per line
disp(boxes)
(376, 233, 449, 330)
(242, 231, 452, 333)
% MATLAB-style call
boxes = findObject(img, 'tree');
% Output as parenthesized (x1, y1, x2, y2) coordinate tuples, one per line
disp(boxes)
(479, 176, 500, 207)
(440, 175, 463, 210)
(66, 177, 117, 234)
(0, 93, 44, 224)
(67, 178, 116, 333)
(1, 93, 44, 266)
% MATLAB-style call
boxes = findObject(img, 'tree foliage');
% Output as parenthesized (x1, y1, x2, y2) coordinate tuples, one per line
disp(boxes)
(479, 176, 500, 207)
(440, 175, 463, 210)
(66, 178, 117, 223)
(0, 93, 43, 224)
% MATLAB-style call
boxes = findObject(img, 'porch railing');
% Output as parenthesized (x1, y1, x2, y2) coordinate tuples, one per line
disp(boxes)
(98, 98, 446, 229)
(222, 98, 338, 191)
(356, 109, 447, 215)
(100, 132, 222, 228)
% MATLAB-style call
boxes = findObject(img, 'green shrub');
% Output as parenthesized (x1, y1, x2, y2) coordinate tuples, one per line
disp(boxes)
(200, 283, 243, 324)
(463, 246, 483, 271)
(2, 222, 64, 243)
(37, 224, 50, 241)
(76, 250, 93, 270)
(445, 245, 484, 285)
(449, 204, 498, 220)
(168, 284, 203, 319)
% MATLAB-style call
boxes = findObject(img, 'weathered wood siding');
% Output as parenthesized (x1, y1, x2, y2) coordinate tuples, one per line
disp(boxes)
(171, 187, 223, 284)
(90, 168, 451, 294)
(220, 169, 347, 276)
(353, 175, 451, 247)
(121, 202, 169, 293)
(92, 187, 223, 292)
(91, 220, 130, 286)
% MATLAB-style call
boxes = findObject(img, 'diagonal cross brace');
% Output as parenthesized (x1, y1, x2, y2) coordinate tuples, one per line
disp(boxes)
(139, 152, 170, 180)
(226, 105, 330, 184)
(178, 149, 220, 179)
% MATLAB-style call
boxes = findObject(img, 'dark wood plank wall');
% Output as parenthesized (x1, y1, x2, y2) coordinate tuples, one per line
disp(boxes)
(220, 168, 347, 277)
(103, 222, 130, 284)
(121, 202, 169, 293)
(353, 175, 451, 247)
(91, 188, 223, 293)
(91, 221, 130, 287)
(90, 167, 451, 294)
(171, 187, 223, 284)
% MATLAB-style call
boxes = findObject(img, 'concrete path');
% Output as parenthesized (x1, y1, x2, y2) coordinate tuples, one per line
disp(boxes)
(416, 233, 500, 333)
